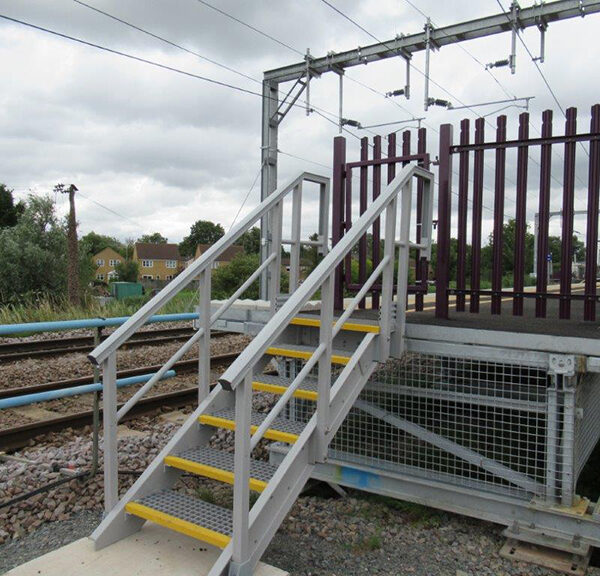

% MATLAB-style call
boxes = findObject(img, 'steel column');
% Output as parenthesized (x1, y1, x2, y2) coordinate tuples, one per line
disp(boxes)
(470, 119, 484, 313)
(415, 128, 428, 312)
(260, 80, 279, 300)
(559, 108, 577, 319)
(197, 268, 211, 403)
(435, 124, 453, 319)
(491, 115, 507, 315)
(585, 104, 600, 321)
(536, 110, 553, 318)
(513, 112, 530, 316)
(456, 119, 470, 312)
(101, 353, 118, 512)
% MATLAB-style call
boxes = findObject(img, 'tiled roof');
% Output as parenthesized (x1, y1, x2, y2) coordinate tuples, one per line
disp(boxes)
(195, 244, 244, 262)
(135, 242, 182, 260)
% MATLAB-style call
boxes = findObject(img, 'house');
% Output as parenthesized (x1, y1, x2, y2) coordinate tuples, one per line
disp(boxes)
(133, 243, 184, 281)
(192, 244, 244, 269)
(92, 247, 123, 282)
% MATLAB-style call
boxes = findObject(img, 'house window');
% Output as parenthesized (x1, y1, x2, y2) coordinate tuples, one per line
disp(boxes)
(96, 273, 105, 281)
(142, 260, 154, 268)
(142, 274, 154, 280)
(166, 260, 177, 269)
(96, 259, 105, 266)
(109, 259, 120, 267)
(156, 275, 160, 280)
(165, 274, 173, 281)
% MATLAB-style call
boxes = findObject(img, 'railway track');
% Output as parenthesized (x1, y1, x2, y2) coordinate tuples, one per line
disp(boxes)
(0, 352, 240, 452)
(0, 327, 232, 362)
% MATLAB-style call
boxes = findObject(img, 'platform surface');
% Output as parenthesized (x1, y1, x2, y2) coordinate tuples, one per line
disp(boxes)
(4, 524, 287, 576)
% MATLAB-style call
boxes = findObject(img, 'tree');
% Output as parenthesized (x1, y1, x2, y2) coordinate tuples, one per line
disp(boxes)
(137, 232, 168, 244)
(0, 195, 67, 303)
(238, 227, 261, 254)
(0, 184, 23, 228)
(179, 220, 225, 257)
(212, 253, 288, 300)
(80, 231, 126, 257)
(115, 260, 139, 282)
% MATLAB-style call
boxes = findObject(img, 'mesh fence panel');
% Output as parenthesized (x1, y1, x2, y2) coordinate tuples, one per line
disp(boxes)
(575, 372, 600, 481)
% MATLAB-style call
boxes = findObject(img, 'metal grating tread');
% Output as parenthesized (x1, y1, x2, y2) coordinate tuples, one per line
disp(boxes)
(134, 489, 232, 536)
(253, 373, 319, 393)
(175, 446, 277, 483)
(206, 407, 307, 436)
(266, 343, 352, 362)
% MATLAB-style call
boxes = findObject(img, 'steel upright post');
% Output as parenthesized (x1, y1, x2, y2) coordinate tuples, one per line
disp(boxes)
(101, 353, 118, 512)
(491, 115, 507, 315)
(359, 138, 368, 308)
(372, 136, 382, 309)
(470, 118, 485, 313)
(435, 124, 453, 319)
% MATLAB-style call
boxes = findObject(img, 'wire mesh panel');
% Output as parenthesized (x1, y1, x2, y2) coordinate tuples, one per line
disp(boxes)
(325, 354, 551, 500)
(575, 372, 600, 481)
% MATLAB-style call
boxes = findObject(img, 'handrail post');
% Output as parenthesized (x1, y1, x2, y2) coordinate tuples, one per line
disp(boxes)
(101, 352, 118, 512)
(391, 179, 413, 358)
(231, 372, 252, 571)
(316, 272, 334, 461)
(268, 201, 283, 313)
(318, 180, 330, 259)
(289, 184, 302, 292)
(198, 268, 211, 403)
(379, 198, 398, 361)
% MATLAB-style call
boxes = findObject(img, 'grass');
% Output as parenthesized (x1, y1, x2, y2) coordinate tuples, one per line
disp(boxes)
(0, 290, 198, 326)
(196, 487, 217, 505)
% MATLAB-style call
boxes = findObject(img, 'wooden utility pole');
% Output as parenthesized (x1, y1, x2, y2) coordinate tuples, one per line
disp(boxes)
(57, 183, 80, 305)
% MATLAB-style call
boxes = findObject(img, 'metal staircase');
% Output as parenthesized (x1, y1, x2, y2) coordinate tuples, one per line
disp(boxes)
(87, 165, 433, 575)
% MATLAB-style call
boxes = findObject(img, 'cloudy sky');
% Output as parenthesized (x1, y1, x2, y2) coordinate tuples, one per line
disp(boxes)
(2, 0, 600, 246)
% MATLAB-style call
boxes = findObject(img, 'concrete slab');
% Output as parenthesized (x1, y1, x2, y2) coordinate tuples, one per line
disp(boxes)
(5, 524, 288, 576)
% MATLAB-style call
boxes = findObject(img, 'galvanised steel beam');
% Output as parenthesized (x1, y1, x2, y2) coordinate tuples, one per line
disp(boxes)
(263, 0, 600, 83)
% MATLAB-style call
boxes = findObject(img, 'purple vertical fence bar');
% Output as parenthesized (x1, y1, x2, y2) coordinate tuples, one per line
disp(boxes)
(536, 110, 553, 318)
(387, 133, 397, 297)
(513, 112, 529, 316)
(559, 108, 577, 320)
(585, 104, 600, 321)
(402, 130, 411, 309)
(358, 137, 368, 309)
(456, 119, 470, 312)
(415, 128, 428, 311)
(372, 136, 382, 309)
(344, 166, 353, 291)
(491, 115, 507, 315)
(470, 119, 485, 313)
(435, 124, 453, 319)
(332, 136, 346, 310)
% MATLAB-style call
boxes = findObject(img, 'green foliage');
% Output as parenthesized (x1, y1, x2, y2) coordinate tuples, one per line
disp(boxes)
(212, 253, 288, 300)
(80, 231, 126, 257)
(0, 195, 68, 304)
(115, 260, 139, 282)
(179, 220, 225, 257)
(137, 232, 168, 244)
(0, 184, 23, 228)
(238, 226, 261, 254)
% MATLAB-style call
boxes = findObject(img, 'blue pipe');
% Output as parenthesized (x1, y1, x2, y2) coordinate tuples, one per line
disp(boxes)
(0, 313, 199, 336)
(0, 370, 176, 409)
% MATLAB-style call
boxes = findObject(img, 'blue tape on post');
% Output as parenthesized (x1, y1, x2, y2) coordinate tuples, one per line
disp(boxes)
(0, 370, 176, 409)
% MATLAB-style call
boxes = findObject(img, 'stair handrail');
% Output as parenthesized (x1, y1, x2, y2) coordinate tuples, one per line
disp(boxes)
(219, 163, 434, 392)
(88, 171, 329, 367)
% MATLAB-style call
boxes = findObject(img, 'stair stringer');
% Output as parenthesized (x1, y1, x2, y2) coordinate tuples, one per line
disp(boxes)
(92, 383, 233, 550)
(209, 333, 381, 576)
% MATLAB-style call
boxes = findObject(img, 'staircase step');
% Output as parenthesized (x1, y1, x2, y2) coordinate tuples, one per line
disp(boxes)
(291, 315, 380, 334)
(266, 343, 351, 365)
(200, 407, 306, 444)
(253, 373, 319, 401)
(165, 446, 277, 492)
(125, 489, 232, 548)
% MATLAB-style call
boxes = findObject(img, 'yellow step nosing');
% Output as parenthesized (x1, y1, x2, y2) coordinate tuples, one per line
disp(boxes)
(125, 501, 231, 549)
(199, 414, 299, 444)
(266, 346, 350, 365)
(290, 316, 380, 334)
(164, 455, 267, 492)
(252, 380, 318, 401)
